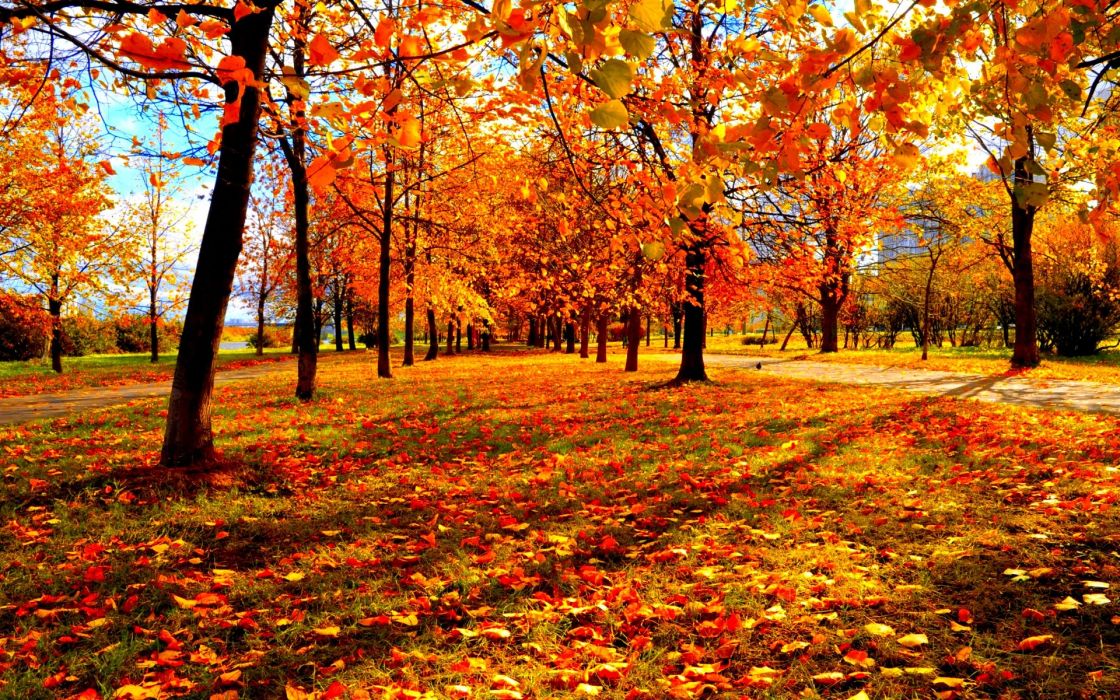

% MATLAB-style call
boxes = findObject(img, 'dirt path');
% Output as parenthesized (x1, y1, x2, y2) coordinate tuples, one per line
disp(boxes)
(0, 363, 294, 426)
(648, 353, 1120, 415)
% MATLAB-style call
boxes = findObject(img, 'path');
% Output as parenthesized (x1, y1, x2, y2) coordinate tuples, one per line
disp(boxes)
(650, 353, 1120, 415)
(0, 363, 293, 426)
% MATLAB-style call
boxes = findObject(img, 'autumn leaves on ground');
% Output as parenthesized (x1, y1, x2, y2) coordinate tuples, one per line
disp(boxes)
(3, 348, 1119, 700)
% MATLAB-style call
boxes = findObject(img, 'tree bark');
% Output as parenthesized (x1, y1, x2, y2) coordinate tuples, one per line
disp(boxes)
(672, 302, 682, 349)
(625, 308, 641, 372)
(596, 312, 609, 363)
(551, 316, 562, 352)
(376, 149, 394, 378)
(256, 296, 266, 357)
(447, 319, 454, 354)
(333, 285, 343, 352)
(579, 306, 590, 359)
(565, 321, 575, 354)
(424, 307, 438, 361)
(645, 314, 650, 347)
(48, 274, 62, 374)
(674, 243, 707, 382)
(346, 290, 356, 350)
(455, 317, 462, 353)
(149, 283, 159, 363)
(160, 4, 276, 467)
(1010, 155, 1040, 367)
(527, 316, 537, 347)
(481, 319, 491, 351)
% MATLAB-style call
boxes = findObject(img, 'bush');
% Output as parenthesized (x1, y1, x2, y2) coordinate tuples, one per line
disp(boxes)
(61, 315, 117, 356)
(247, 328, 287, 350)
(113, 315, 183, 354)
(1036, 264, 1120, 356)
(740, 333, 772, 346)
(0, 293, 49, 361)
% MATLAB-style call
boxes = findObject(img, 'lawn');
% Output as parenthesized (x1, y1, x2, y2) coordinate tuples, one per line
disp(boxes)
(2, 349, 1119, 699)
(702, 332, 1120, 384)
(0, 346, 311, 399)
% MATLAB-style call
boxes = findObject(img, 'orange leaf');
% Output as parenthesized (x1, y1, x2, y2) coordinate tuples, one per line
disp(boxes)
(308, 33, 340, 67)
(233, 0, 256, 22)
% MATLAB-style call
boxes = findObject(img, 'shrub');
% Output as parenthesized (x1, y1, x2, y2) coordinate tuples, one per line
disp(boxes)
(1035, 227, 1120, 357)
(740, 333, 772, 346)
(247, 328, 287, 350)
(0, 292, 49, 361)
(61, 314, 117, 356)
(113, 315, 183, 354)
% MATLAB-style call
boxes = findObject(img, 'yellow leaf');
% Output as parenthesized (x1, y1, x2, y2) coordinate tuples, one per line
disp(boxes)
(283, 572, 305, 582)
(897, 633, 928, 648)
(865, 622, 895, 636)
(312, 626, 341, 637)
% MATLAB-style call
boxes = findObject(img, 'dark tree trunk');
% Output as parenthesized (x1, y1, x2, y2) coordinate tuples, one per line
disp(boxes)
(281, 16, 317, 401)
(376, 151, 394, 378)
(579, 307, 590, 359)
(149, 285, 159, 363)
(596, 312, 608, 363)
(455, 318, 462, 353)
(256, 297, 266, 357)
(551, 316, 562, 352)
(481, 319, 491, 351)
(645, 314, 651, 347)
(819, 295, 841, 353)
(1010, 155, 1040, 367)
(625, 308, 641, 372)
(333, 285, 343, 352)
(160, 4, 276, 467)
(447, 319, 454, 354)
(537, 315, 547, 348)
(780, 321, 797, 351)
(674, 244, 707, 382)
(527, 316, 537, 347)
(424, 307, 438, 361)
(565, 322, 575, 354)
(346, 291, 356, 351)
(48, 276, 62, 374)
(672, 302, 682, 349)
(467, 322, 474, 350)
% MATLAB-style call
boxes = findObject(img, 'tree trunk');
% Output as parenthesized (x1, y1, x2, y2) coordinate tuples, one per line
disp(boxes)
(283, 16, 317, 401)
(780, 320, 797, 351)
(1010, 155, 1040, 368)
(921, 259, 935, 361)
(149, 284, 159, 363)
(537, 315, 547, 348)
(625, 308, 641, 372)
(159, 4, 276, 467)
(551, 316, 562, 352)
(376, 150, 394, 378)
(645, 314, 651, 347)
(481, 319, 491, 351)
(596, 312, 609, 363)
(346, 291, 356, 350)
(761, 312, 771, 345)
(579, 306, 590, 359)
(672, 302, 682, 349)
(256, 297, 266, 357)
(565, 321, 575, 354)
(527, 316, 537, 347)
(447, 319, 454, 354)
(333, 285, 343, 352)
(674, 243, 707, 382)
(424, 307, 438, 361)
(819, 296, 841, 353)
(48, 276, 62, 374)
(455, 318, 462, 353)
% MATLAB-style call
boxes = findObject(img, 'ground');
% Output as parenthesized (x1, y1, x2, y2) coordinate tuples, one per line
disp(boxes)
(3, 347, 1120, 699)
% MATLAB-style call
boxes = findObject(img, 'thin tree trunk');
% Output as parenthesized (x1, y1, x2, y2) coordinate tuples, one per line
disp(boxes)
(674, 243, 707, 382)
(565, 321, 575, 354)
(820, 296, 840, 353)
(625, 308, 641, 372)
(49, 275, 62, 374)
(149, 284, 159, 363)
(579, 306, 590, 359)
(376, 149, 394, 378)
(346, 291, 355, 350)
(447, 319, 454, 354)
(256, 297, 266, 357)
(645, 314, 650, 347)
(159, 2, 275, 467)
(424, 307, 438, 361)
(780, 320, 797, 351)
(455, 317, 462, 353)
(333, 285, 343, 352)
(527, 316, 537, 347)
(672, 302, 682, 349)
(551, 316, 562, 352)
(596, 312, 609, 363)
(1011, 154, 1040, 368)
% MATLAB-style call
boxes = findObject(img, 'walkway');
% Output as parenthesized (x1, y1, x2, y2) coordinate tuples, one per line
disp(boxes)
(652, 353, 1120, 415)
(0, 363, 293, 426)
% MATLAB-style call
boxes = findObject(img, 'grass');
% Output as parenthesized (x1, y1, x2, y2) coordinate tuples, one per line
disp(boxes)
(2, 347, 1120, 698)
(701, 332, 1120, 384)
(0, 344, 362, 399)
